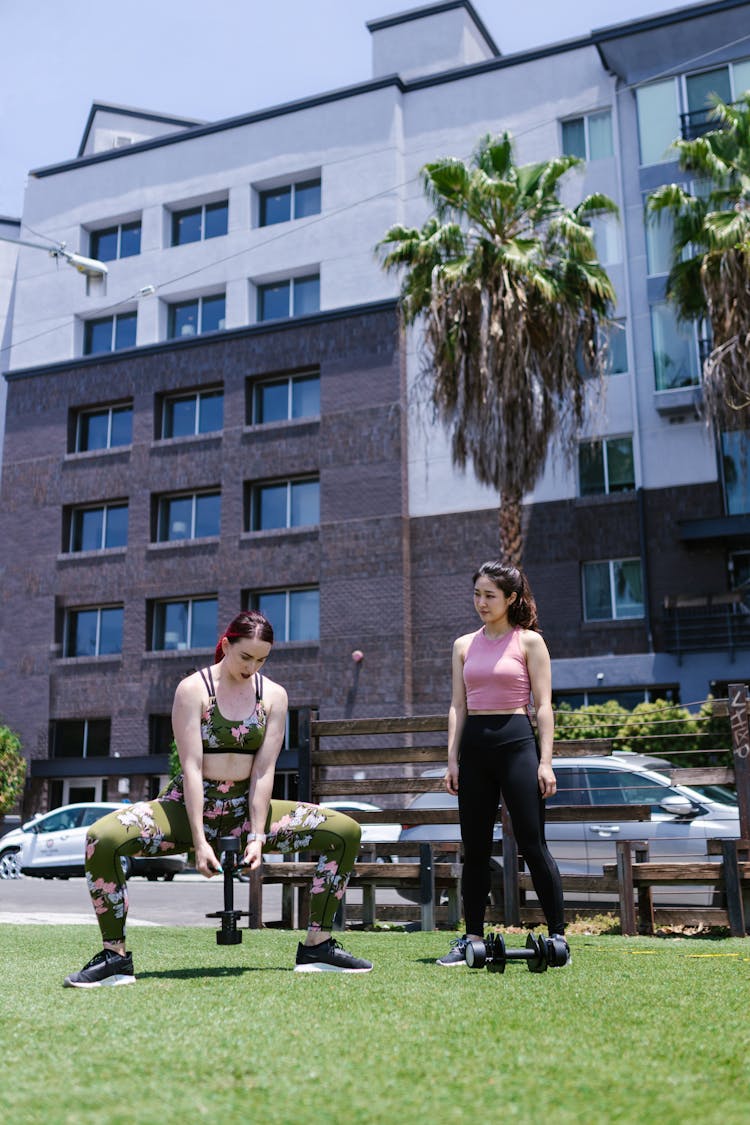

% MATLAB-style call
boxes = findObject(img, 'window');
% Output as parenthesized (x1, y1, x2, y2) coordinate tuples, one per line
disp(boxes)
(645, 208, 675, 277)
(257, 274, 320, 321)
(636, 80, 680, 164)
(84, 312, 137, 355)
(650, 303, 700, 390)
(171, 200, 228, 245)
(584, 768, 669, 809)
(152, 597, 218, 651)
(65, 606, 123, 657)
(69, 503, 128, 552)
(156, 491, 221, 541)
(561, 110, 613, 160)
(149, 715, 174, 756)
(583, 559, 644, 621)
(168, 294, 225, 338)
(684, 66, 733, 138)
(160, 389, 223, 438)
(251, 588, 319, 642)
(721, 431, 750, 516)
(259, 178, 321, 226)
(52, 719, 110, 759)
(251, 371, 320, 424)
(579, 437, 635, 496)
(604, 320, 628, 375)
(74, 404, 132, 452)
(589, 214, 621, 266)
(90, 221, 141, 261)
(249, 478, 320, 531)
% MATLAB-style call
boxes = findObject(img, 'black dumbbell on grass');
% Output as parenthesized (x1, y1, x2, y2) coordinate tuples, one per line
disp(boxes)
(465, 931, 569, 972)
(205, 836, 250, 945)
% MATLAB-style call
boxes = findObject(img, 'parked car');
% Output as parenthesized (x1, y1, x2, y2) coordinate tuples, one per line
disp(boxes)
(321, 800, 402, 849)
(0, 802, 187, 880)
(399, 756, 740, 906)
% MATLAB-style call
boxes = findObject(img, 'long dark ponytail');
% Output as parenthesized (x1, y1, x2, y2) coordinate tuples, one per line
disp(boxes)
(472, 561, 539, 631)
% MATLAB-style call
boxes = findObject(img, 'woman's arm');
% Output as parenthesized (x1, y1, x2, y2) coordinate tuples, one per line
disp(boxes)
(523, 631, 557, 798)
(445, 637, 468, 796)
(241, 683, 288, 870)
(171, 676, 222, 878)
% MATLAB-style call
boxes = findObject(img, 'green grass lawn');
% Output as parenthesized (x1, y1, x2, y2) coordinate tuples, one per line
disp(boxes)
(1, 925, 748, 1125)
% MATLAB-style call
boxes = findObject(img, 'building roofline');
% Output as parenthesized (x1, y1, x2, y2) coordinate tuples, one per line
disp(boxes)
(29, 0, 749, 184)
(3, 298, 399, 382)
(591, 0, 749, 42)
(366, 1, 500, 57)
(77, 101, 207, 157)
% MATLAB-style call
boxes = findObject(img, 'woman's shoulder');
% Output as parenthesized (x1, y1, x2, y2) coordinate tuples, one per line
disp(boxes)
(518, 628, 548, 655)
(261, 674, 288, 708)
(453, 629, 480, 655)
(173, 666, 211, 704)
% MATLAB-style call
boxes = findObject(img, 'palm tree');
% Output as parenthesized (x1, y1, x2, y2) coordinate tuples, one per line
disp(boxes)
(378, 132, 617, 564)
(647, 95, 750, 431)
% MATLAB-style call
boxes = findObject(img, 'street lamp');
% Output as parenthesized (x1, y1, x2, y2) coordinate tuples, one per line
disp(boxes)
(0, 233, 108, 281)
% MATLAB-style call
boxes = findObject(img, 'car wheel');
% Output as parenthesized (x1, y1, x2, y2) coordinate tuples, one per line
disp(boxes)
(0, 849, 22, 879)
(146, 872, 159, 881)
(163, 872, 176, 881)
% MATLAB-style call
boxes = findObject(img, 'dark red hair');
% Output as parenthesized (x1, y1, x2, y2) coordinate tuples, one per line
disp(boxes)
(215, 610, 274, 663)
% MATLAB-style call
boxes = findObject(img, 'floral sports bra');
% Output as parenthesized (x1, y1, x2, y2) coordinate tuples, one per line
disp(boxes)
(198, 667, 267, 755)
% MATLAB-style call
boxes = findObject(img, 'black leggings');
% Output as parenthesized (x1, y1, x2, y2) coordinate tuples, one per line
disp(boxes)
(458, 713, 564, 936)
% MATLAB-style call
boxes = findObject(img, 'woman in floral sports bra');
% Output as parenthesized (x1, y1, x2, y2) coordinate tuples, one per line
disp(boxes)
(64, 610, 372, 987)
(436, 562, 569, 968)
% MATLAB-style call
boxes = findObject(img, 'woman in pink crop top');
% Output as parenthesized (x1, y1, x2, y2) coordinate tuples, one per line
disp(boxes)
(65, 610, 373, 987)
(436, 561, 568, 968)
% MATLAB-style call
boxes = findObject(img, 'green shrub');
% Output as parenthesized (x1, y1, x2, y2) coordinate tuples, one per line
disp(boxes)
(553, 700, 630, 740)
(0, 725, 26, 814)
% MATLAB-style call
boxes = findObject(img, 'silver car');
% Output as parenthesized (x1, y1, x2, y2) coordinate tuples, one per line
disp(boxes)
(0, 802, 187, 881)
(399, 755, 739, 906)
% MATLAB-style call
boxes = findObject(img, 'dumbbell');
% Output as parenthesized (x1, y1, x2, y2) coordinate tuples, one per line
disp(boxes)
(465, 931, 569, 972)
(205, 836, 250, 945)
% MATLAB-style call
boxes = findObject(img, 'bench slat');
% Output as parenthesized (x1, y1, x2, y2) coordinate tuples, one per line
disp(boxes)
(668, 767, 735, 785)
(603, 860, 750, 882)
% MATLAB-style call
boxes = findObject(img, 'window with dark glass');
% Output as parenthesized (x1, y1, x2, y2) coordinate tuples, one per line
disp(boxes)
(69, 503, 128, 552)
(84, 312, 137, 355)
(52, 719, 110, 759)
(90, 221, 141, 261)
(250, 588, 319, 642)
(152, 597, 218, 651)
(259, 178, 321, 226)
(161, 389, 223, 438)
(251, 371, 320, 424)
(721, 431, 750, 516)
(257, 274, 319, 321)
(582, 559, 644, 621)
(74, 404, 132, 452)
(250, 478, 319, 531)
(171, 200, 228, 245)
(65, 606, 123, 657)
(579, 438, 635, 496)
(168, 294, 225, 338)
(561, 111, 613, 160)
(156, 491, 221, 541)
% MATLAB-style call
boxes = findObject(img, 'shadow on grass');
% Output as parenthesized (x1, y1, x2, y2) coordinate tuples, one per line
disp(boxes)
(137, 965, 289, 980)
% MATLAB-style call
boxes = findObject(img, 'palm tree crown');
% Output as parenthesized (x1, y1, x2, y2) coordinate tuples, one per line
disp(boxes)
(378, 132, 617, 563)
(647, 95, 750, 429)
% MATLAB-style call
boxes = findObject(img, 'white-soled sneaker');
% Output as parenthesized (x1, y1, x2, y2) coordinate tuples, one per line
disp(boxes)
(436, 935, 470, 966)
(64, 948, 135, 989)
(294, 938, 373, 973)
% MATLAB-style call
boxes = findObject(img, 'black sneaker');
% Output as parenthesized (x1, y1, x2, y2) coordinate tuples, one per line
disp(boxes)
(436, 935, 470, 966)
(294, 938, 373, 973)
(64, 948, 136, 989)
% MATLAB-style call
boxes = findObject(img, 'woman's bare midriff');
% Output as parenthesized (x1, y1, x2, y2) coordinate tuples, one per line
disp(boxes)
(201, 752, 253, 783)
(467, 708, 528, 716)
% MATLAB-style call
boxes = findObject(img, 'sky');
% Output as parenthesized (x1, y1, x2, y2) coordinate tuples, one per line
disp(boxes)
(1, 0, 688, 217)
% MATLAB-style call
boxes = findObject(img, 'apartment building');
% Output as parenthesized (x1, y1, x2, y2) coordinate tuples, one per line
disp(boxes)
(1, 0, 749, 810)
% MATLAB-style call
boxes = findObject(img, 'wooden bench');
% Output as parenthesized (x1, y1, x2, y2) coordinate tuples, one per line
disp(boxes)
(604, 838, 750, 936)
(248, 717, 651, 930)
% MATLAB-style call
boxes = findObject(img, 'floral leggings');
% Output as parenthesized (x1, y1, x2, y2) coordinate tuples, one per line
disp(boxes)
(84, 774, 361, 943)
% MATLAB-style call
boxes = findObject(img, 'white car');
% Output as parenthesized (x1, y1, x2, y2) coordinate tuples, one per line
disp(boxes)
(399, 755, 740, 906)
(0, 802, 186, 881)
(321, 800, 402, 850)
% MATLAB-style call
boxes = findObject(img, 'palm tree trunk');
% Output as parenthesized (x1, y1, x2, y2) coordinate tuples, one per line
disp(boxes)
(499, 488, 523, 566)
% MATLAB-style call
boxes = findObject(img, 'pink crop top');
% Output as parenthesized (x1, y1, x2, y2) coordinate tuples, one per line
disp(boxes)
(463, 626, 531, 711)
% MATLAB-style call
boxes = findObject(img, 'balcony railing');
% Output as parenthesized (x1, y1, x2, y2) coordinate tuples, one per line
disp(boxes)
(680, 103, 735, 141)
(662, 591, 750, 658)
